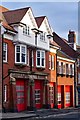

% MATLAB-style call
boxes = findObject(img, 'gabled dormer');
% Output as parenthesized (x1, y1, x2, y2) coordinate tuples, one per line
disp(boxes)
(3, 7, 38, 46)
(35, 16, 53, 51)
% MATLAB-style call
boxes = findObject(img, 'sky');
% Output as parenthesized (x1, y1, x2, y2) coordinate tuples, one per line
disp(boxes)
(1, 1, 79, 44)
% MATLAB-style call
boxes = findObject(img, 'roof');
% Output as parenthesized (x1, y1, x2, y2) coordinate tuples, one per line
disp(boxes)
(35, 16, 45, 28)
(0, 6, 17, 33)
(3, 7, 30, 25)
(77, 45, 80, 49)
(3, 22, 18, 33)
(53, 32, 79, 59)
(57, 50, 73, 60)
(0, 5, 9, 12)
(50, 40, 60, 48)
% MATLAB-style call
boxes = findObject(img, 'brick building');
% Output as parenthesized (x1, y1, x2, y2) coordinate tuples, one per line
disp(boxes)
(53, 32, 79, 108)
(1, 6, 79, 112)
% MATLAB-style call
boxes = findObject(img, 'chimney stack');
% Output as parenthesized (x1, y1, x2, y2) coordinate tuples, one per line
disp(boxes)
(68, 30, 76, 50)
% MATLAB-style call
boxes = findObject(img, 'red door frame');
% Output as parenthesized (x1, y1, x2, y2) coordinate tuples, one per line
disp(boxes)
(16, 80, 26, 112)
(35, 80, 43, 109)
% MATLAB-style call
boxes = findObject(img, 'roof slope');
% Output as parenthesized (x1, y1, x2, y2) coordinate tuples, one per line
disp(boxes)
(0, 6, 17, 33)
(3, 7, 30, 24)
(35, 16, 45, 28)
(50, 40, 60, 48)
(53, 32, 79, 59)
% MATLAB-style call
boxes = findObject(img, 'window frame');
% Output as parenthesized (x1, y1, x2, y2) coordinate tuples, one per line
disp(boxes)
(3, 42, 7, 63)
(49, 55, 54, 70)
(23, 25, 30, 36)
(65, 92, 70, 104)
(78, 73, 80, 84)
(15, 44, 27, 64)
(36, 50, 45, 68)
(32, 50, 34, 67)
(40, 32, 46, 41)
(4, 85, 8, 102)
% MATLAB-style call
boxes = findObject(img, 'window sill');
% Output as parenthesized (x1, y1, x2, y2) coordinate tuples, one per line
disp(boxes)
(36, 66, 45, 70)
(23, 33, 31, 38)
(15, 63, 26, 67)
(3, 61, 8, 64)
(40, 39, 47, 43)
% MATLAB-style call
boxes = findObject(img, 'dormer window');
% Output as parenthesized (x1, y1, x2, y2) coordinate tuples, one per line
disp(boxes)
(40, 32, 45, 41)
(23, 25, 30, 36)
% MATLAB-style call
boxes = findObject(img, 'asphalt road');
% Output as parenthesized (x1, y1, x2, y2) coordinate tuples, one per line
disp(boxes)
(26, 111, 80, 120)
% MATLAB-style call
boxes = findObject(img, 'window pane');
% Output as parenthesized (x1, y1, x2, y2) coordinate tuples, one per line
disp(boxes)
(37, 58, 40, 65)
(16, 46, 20, 52)
(22, 54, 25, 63)
(17, 98, 24, 104)
(3, 51, 6, 61)
(37, 51, 40, 57)
(42, 51, 44, 58)
(42, 58, 44, 66)
(3, 43, 7, 62)
(3, 43, 7, 51)
(21, 46, 25, 53)
(16, 86, 24, 91)
(16, 53, 20, 62)
(17, 92, 24, 97)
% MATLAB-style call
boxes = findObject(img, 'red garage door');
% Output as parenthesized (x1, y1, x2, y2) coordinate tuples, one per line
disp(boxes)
(16, 80, 26, 112)
(35, 80, 43, 109)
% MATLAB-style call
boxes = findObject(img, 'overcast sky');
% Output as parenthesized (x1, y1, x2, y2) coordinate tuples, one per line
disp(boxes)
(1, 2, 79, 44)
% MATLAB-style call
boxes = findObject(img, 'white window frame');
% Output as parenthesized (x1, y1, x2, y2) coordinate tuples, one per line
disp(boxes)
(66, 64, 69, 75)
(78, 73, 80, 84)
(3, 43, 7, 62)
(40, 32, 46, 41)
(15, 44, 27, 64)
(36, 50, 45, 68)
(72, 64, 74, 76)
(32, 50, 34, 67)
(4, 85, 7, 102)
(23, 25, 30, 36)
(49, 55, 54, 70)
(51, 55, 54, 70)
(49, 55, 51, 69)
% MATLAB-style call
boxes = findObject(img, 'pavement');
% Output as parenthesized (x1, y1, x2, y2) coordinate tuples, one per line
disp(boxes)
(0, 107, 80, 120)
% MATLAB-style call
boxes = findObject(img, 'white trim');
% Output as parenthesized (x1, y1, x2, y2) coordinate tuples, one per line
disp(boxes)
(49, 55, 51, 69)
(52, 55, 54, 70)
(32, 50, 34, 66)
(4, 85, 7, 102)
(36, 50, 45, 68)
(57, 56, 75, 63)
(3, 43, 7, 63)
(15, 44, 27, 64)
